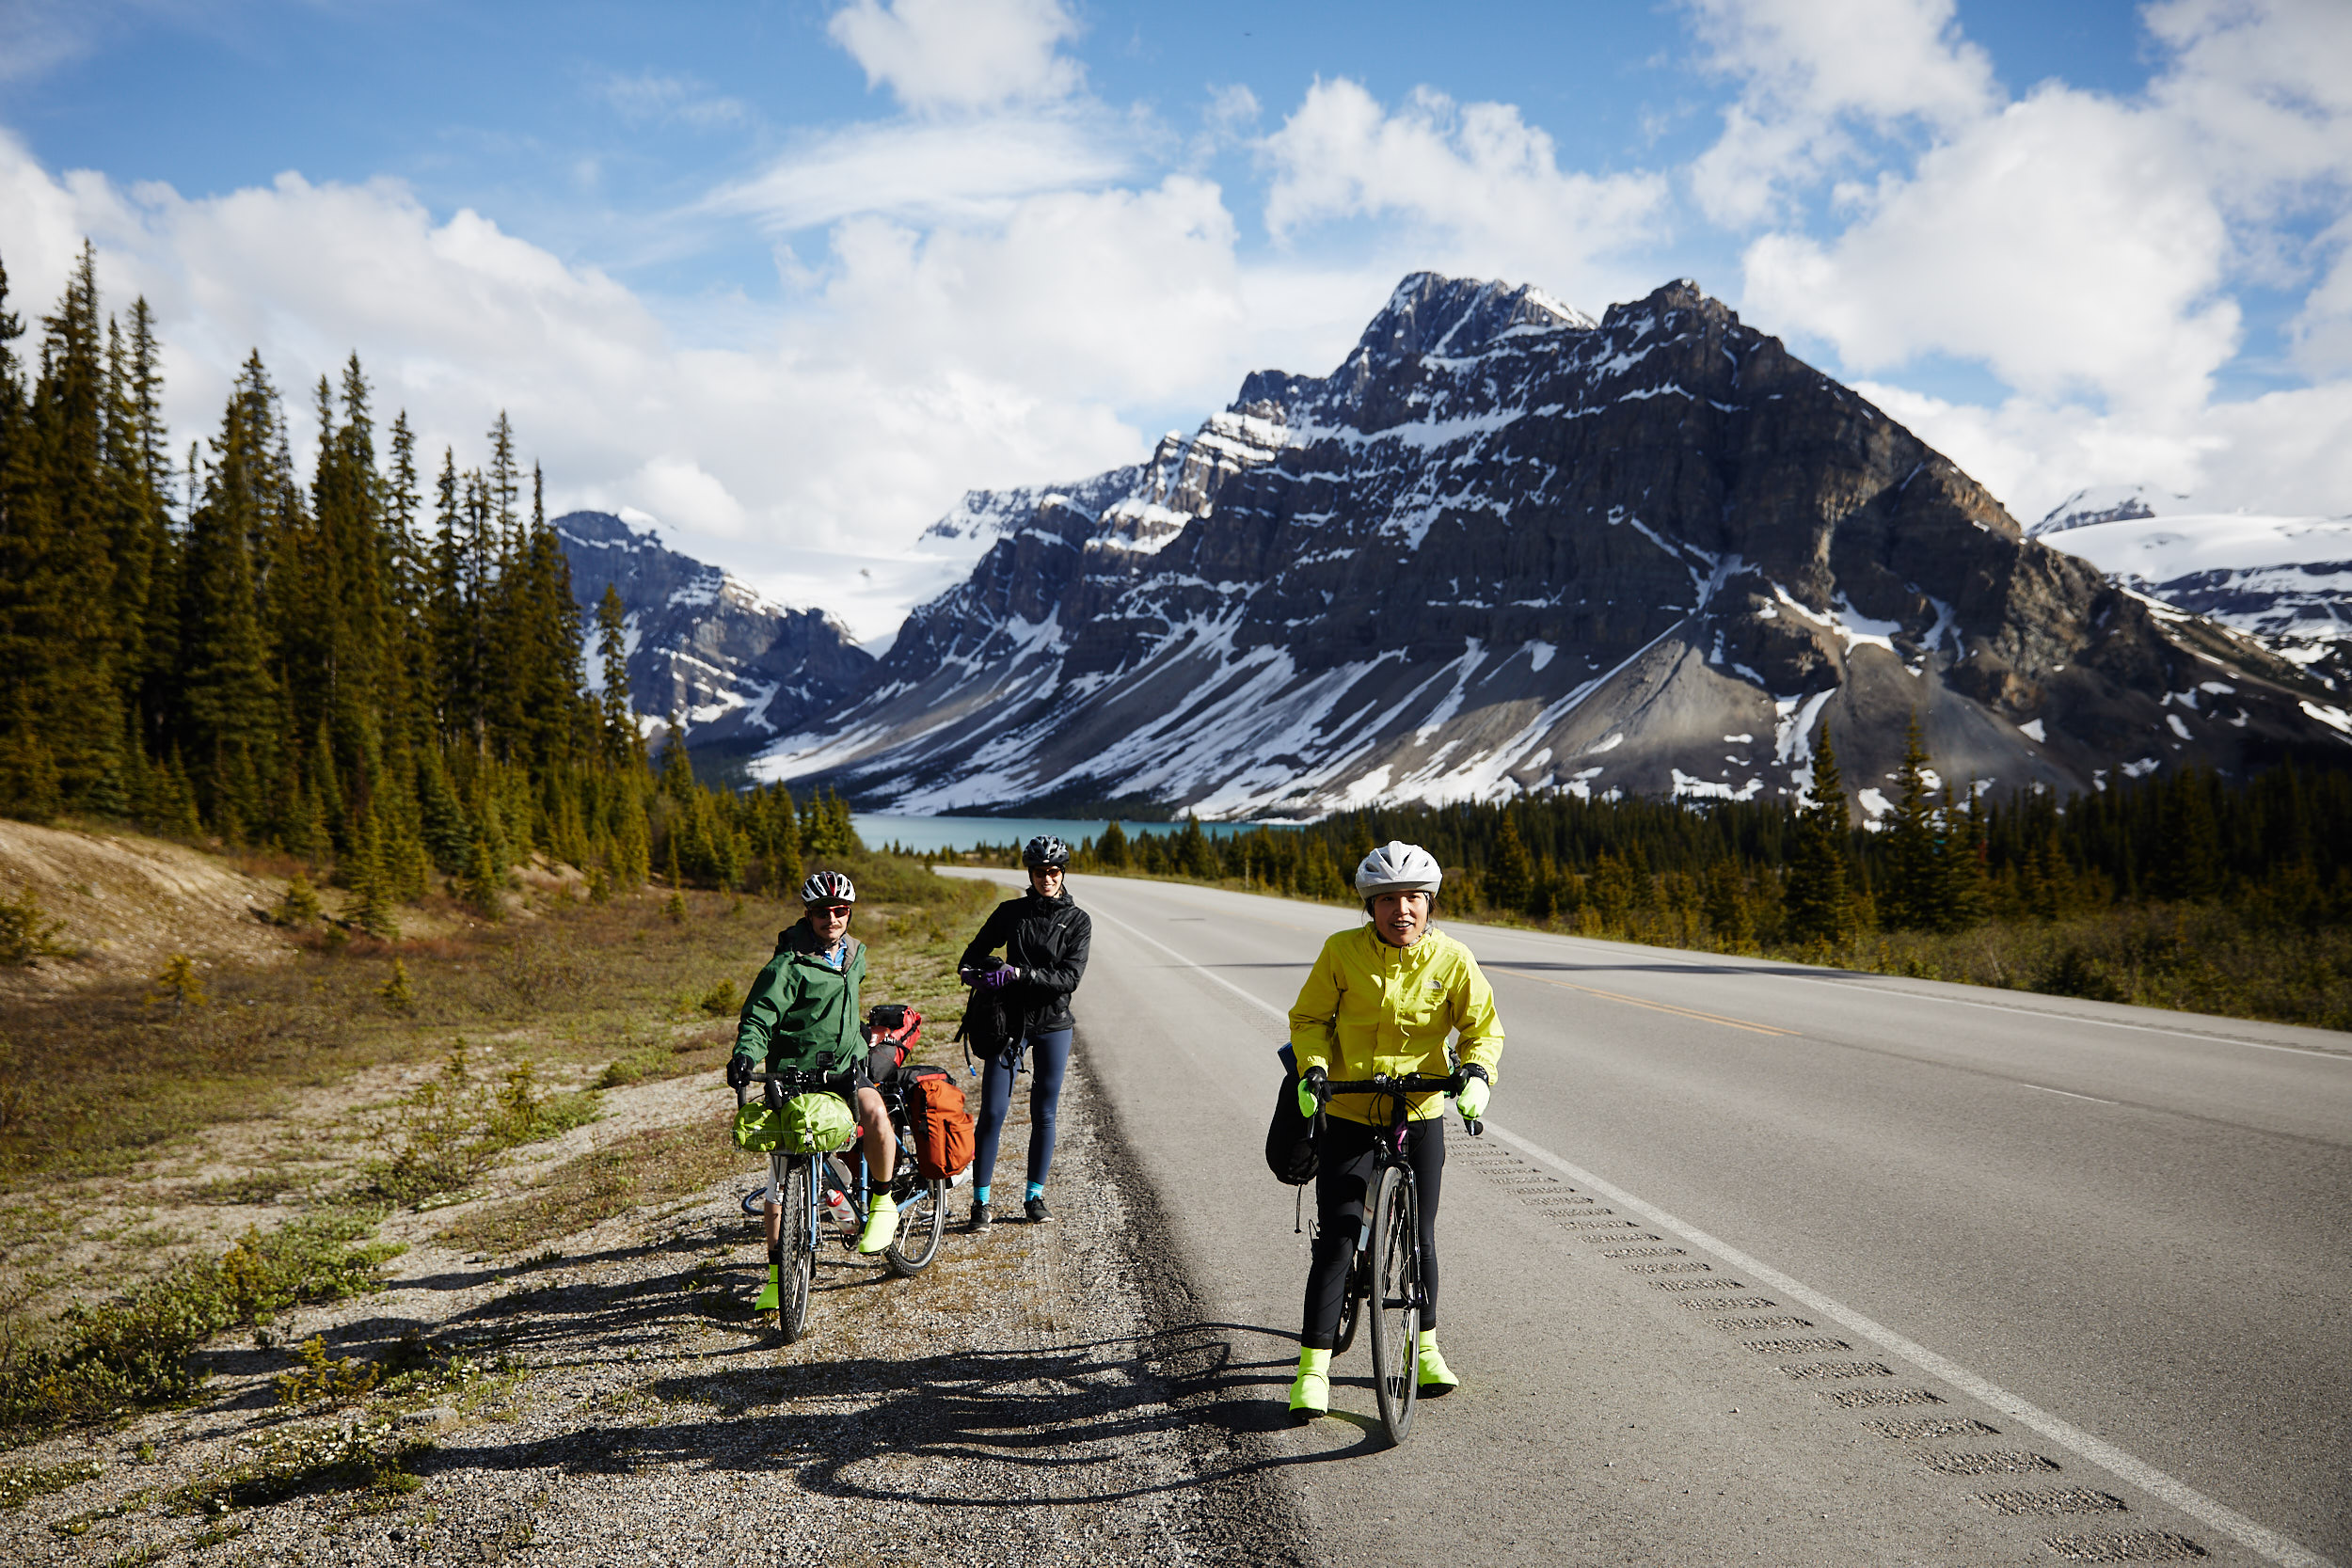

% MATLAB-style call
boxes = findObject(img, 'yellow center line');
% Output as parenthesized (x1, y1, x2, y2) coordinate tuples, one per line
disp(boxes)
(1490, 965, 1798, 1036)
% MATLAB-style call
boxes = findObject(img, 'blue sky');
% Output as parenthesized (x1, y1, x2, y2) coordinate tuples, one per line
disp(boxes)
(2, 0, 2346, 641)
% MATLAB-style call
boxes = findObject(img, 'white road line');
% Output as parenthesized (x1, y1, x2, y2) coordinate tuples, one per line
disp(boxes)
(2021, 1083, 2117, 1103)
(1486, 1123, 2336, 1568)
(1470, 926, 2352, 1060)
(1095, 897, 2336, 1568)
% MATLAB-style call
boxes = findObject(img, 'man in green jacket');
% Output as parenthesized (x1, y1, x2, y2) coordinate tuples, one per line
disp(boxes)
(729, 872, 899, 1277)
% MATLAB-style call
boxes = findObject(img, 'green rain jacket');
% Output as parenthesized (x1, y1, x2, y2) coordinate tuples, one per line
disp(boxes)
(731, 920, 868, 1075)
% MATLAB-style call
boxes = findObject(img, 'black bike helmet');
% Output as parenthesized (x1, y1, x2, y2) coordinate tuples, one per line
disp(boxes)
(1022, 835, 1071, 869)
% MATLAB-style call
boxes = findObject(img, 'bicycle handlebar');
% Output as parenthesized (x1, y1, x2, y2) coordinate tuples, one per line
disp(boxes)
(736, 1068, 862, 1108)
(1312, 1071, 1485, 1136)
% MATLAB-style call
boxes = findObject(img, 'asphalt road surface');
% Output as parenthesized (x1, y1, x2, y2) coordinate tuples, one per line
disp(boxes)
(961, 869, 2352, 1568)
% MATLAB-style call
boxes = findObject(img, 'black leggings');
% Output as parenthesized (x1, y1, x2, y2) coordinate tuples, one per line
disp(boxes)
(1301, 1116, 1444, 1351)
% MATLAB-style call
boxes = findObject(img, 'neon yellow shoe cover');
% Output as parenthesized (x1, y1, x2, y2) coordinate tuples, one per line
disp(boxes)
(754, 1264, 780, 1311)
(1416, 1329, 1458, 1392)
(1289, 1347, 1331, 1418)
(858, 1195, 899, 1254)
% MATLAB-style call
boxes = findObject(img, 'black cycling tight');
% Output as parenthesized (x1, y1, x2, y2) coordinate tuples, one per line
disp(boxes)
(1301, 1115, 1444, 1351)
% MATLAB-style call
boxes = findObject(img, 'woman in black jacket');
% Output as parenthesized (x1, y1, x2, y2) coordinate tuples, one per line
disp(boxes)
(957, 834, 1091, 1227)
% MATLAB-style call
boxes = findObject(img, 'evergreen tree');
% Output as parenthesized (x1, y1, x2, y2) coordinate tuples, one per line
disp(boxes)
(1486, 812, 1534, 913)
(1784, 724, 1853, 947)
(594, 583, 640, 768)
(1882, 716, 1945, 930)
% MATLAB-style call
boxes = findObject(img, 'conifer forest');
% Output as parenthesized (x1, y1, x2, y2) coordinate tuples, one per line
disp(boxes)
(0, 246, 838, 925)
(2, 245, 2348, 1031)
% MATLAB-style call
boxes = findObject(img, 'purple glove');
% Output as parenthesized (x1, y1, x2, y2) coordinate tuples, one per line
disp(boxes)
(979, 963, 1021, 990)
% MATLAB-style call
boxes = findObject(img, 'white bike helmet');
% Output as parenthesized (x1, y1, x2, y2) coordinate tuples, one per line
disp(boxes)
(1354, 841, 1442, 898)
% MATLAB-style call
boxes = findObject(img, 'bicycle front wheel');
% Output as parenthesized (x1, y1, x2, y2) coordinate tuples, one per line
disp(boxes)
(884, 1178, 946, 1275)
(1331, 1242, 1365, 1356)
(1366, 1163, 1422, 1445)
(778, 1158, 816, 1342)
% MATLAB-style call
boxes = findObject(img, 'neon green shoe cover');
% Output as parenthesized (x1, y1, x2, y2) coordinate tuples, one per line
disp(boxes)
(858, 1195, 899, 1254)
(754, 1264, 780, 1311)
(1288, 1348, 1331, 1419)
(1416, 1329, 1458, 1392)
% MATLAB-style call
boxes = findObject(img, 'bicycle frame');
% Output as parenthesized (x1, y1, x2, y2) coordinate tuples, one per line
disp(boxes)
(1311, 1069, 1482, 1443)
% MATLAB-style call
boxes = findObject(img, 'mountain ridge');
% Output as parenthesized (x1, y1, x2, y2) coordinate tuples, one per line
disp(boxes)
(553, 511, 873, 747)
(741, 273, 2350, 816)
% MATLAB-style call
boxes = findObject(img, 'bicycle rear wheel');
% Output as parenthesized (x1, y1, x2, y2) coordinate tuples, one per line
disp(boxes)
(1366, 1163, 1422, 1445)
(777, 1159, 815, 1342)
(885, 1178, 946, 1275)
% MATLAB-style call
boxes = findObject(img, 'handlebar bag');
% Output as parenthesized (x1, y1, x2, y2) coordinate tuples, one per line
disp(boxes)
(902, 1065, 975, 1180)
(1264, 1043, 1321, 1186)
(782, 1091, 859, 1154)
(732, 1102, 782, 1153)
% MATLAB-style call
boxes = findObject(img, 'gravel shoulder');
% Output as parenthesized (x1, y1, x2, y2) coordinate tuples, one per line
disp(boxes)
(3, 1049, 1312, 1566)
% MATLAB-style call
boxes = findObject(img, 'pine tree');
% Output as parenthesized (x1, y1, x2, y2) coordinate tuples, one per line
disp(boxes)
(595, 583, 643, 769)
(1486, 813, 1534, 914)
(1784, 724, 1853, 948)
(1882, 716, 1945, 930)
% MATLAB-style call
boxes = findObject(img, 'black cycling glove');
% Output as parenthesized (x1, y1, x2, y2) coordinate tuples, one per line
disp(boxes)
(726, 1054, 753, 1090)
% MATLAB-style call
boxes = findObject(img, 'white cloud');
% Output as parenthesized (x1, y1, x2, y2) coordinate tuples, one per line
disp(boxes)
(1742, 85, 2239, 415)
(1684, 0, 1996, 227)
(827, 0, 1082, 114)
(706, 113, 1132, 231)
(1860, 374, 2352, 527)
(1262, 79, 1670, 309)
(596, 71, 749, 131)
(0, 128, 1264, 643)
(1705, 0, 2351, 516)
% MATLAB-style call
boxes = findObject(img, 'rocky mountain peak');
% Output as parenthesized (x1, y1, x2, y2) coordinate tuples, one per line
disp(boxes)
(552, 511, 871, 749)
(754, 275, 2348, 817)
(1351, 271, 1595, 362)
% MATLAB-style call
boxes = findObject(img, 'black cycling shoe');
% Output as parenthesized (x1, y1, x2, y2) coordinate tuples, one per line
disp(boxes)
(1025, 1197, 1054, 1224)
(967, 1200, 992, 1230)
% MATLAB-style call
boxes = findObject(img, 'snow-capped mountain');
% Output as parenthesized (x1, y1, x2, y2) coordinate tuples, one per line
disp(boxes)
(2030, 499, 2352, 686)
(554, 512, 873, 745)
(751, 275, 2350, 817)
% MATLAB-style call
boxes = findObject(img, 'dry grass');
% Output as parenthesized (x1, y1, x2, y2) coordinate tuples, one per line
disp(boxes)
(435, 1106, 745, 1257)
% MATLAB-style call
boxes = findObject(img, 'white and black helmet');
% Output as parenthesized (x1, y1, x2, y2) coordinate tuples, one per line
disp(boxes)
(1354, 840, 1442, 898)
(800, 870, 856, 906)
(1023, 835, 1071, 869)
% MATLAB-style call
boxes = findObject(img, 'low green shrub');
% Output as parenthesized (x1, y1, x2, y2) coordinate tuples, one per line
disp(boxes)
(0, 1209, 398, 1440)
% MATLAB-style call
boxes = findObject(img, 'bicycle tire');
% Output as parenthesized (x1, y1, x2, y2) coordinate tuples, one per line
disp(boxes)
(884, 1179, 946, 1275)
(777, 1158, 815, 1342)
(1331, 1245, 1365, 1355)
(1366, 1163, 1422, 1445)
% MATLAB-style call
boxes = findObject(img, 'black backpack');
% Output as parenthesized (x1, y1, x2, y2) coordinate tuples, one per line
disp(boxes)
(955, 986, 1020, 1071)
(1264, 1043, 1321, 1186)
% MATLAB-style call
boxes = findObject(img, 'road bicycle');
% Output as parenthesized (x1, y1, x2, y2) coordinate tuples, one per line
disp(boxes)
(1311, 1069, 1483, 1445)
(736, 1068, 948, 1341)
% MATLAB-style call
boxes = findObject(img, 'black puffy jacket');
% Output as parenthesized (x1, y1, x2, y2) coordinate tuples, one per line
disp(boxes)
(959, 888, 1092, 1034)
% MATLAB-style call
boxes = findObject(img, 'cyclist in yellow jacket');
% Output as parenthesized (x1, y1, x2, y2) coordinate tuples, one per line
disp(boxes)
(1286, 841, 1502, 1419)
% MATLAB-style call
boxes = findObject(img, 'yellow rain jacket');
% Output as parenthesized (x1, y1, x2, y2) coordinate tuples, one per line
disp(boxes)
(1288, 923, 1503, 1125)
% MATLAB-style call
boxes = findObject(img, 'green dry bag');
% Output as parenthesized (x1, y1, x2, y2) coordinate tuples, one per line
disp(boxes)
(783, 1092, 857, 1154)
(732, 1102, 782, 1153)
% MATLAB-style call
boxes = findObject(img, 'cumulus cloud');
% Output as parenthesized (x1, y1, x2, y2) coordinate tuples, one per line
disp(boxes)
(1263, 79, 1671, 309)
(1703, 0, 2352, 515)
(1684, 0, 1996, 227)
(827, 0, 1083, 114)
(1742, 86, 2239, 414)
(0, 129, 1232, 641)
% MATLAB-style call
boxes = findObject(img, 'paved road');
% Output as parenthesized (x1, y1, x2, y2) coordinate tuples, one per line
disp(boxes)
(965, 870, 2352, 1567)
